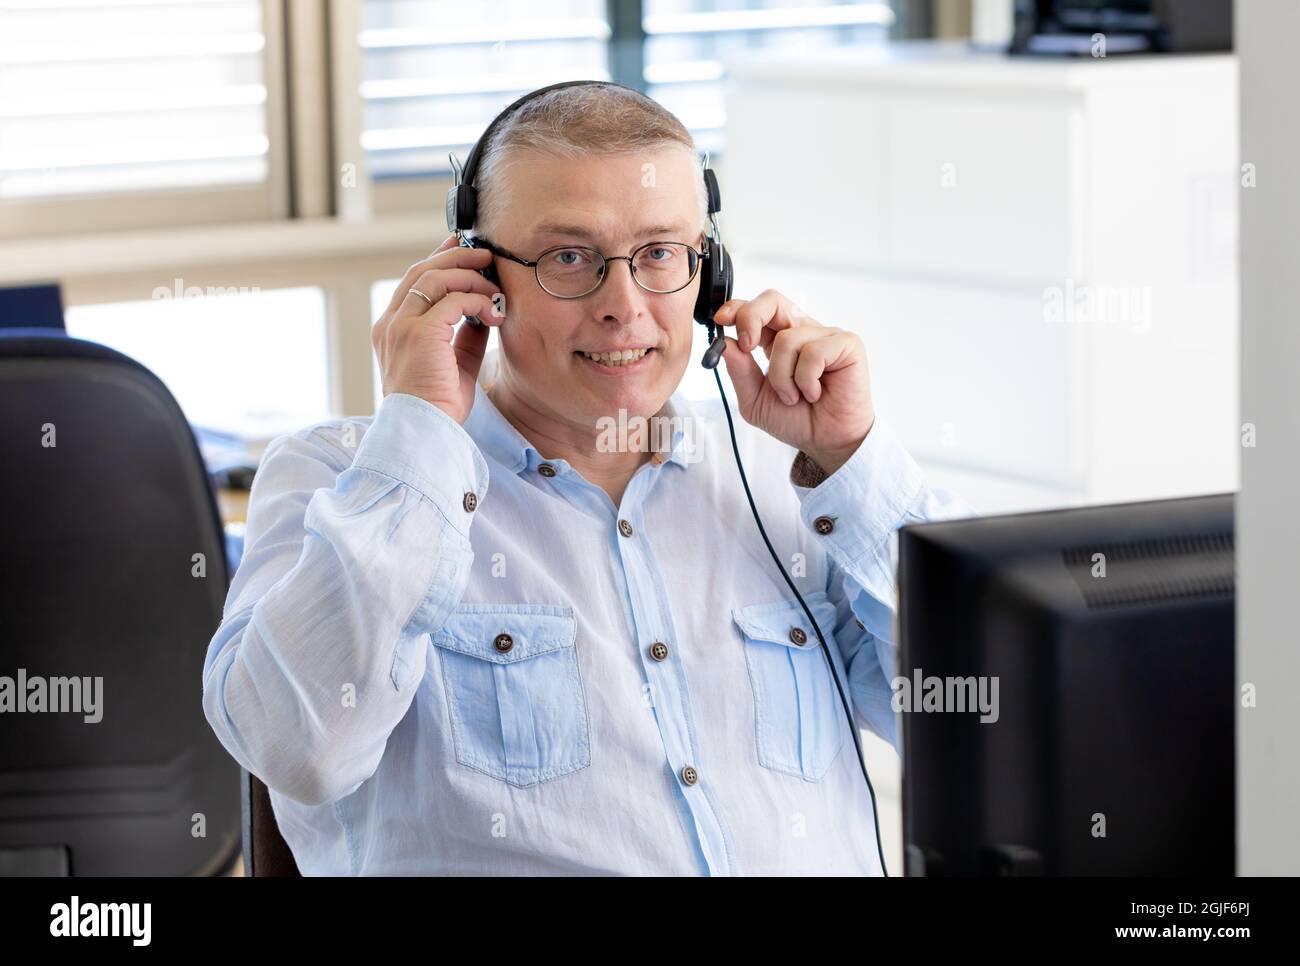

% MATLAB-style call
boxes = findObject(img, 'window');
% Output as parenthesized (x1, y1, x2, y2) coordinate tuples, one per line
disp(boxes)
(359, 0, 611, 180)
(65, 286, 330, 438)
(0, 0, 286, 237)
(355, 0, 893, 187)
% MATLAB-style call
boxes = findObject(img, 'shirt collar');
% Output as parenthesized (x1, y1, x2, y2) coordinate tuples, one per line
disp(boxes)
(464, 349, 696, 477)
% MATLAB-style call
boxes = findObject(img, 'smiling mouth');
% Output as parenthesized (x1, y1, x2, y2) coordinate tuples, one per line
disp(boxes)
(574, 348, 655, 368)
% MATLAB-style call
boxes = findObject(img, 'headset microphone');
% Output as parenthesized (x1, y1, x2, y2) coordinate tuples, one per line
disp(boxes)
(450, 80, 889, 876)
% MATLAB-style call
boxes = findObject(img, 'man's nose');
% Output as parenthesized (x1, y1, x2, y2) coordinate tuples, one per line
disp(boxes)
(592, 256, 647, 318)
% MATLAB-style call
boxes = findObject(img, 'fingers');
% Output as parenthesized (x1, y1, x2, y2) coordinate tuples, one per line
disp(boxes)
(422, 291, 501, 331)
(450, 303, 492, 383)
(374, 289, 500, 357)
(711, 289, 804, 353)
(792, 337, 835, 404)
(766, 327, 847, 405)
(712, 290, 864, 416)
(718, 336, 766, 411)
(401, 268, 501, 317)
(384, 233, 495, 316)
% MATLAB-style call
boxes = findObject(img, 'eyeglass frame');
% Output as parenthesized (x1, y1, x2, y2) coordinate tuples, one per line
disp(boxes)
(465, 234, 710, 299)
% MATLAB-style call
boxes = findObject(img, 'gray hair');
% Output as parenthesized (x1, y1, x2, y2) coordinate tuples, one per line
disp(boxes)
(471, 84, 709, 241)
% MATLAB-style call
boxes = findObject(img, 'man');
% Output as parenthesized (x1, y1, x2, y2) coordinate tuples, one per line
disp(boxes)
(202, 83, 973, 875)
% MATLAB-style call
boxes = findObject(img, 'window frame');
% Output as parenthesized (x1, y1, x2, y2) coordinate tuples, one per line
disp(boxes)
(0, 0, 292, 240)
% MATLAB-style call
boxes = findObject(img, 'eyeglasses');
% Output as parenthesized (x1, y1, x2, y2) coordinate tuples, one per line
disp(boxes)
(468, 235, 705, 299)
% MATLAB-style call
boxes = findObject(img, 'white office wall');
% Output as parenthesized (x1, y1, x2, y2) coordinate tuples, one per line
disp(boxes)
(1238, 0, 1300, 876)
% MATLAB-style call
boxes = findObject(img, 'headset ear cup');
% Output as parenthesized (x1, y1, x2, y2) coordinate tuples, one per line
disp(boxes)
(716, 240, 734, 307)
(693, 245, 713, 325)
(694, 239, 733, 326)
(693, 256, 712, 325)
(708, 240, 733, 322)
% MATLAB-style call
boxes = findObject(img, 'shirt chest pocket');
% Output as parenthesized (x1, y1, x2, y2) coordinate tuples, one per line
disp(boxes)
(732, 591, 846, 782)
(431, 603, 590, 788)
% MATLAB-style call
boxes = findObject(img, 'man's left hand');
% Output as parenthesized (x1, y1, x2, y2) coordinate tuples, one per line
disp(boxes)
(713, 289, 875, 477)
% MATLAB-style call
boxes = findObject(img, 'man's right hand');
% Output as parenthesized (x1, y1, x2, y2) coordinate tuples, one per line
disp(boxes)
(372, 232, 503, 425)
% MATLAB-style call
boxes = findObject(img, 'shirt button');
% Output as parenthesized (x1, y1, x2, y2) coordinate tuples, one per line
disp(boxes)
(789, 626, 808, 646)
(538, 462, 557, 477)
(463, 491, 478, 512)
(650, 641, 669, 661)
(618, 519, 634, 538)
(493, 633, 514, 653)
(813, 515, 835, 535)
(680, 765, 699, 786)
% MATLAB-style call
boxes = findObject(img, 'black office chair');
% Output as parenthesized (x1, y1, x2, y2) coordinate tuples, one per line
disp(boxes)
(0, 332, 240, 874)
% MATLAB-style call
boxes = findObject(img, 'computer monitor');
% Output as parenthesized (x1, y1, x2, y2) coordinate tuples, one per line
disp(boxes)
(898, 493, 1234, 876)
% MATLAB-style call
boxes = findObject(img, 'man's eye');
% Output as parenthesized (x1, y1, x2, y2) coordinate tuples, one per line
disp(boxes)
(636, 246, 677, 267)
(554, 249, 589, 266)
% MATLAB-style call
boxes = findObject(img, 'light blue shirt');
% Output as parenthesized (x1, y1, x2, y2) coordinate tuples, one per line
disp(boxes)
(202, 353, 974, 875)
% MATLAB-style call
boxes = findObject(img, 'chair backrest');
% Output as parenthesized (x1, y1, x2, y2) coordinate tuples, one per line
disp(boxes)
(241, 770, 302, 876)
(0, 332, 240, 874)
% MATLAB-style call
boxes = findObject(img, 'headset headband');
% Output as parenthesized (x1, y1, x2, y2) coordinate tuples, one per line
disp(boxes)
(447, 79, 721, 233)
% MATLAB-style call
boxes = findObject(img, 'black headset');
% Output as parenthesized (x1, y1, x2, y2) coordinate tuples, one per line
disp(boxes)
(446, 80, 888, 876)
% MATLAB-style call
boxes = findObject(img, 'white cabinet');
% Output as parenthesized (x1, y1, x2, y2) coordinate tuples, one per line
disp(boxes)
(721, 43, 1239, 515)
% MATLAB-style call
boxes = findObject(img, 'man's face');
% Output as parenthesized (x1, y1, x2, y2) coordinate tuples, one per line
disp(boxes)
(486, 148, 704, 430)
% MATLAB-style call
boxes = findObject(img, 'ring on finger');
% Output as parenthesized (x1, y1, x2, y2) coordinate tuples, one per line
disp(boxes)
(408, 287, 434, 308)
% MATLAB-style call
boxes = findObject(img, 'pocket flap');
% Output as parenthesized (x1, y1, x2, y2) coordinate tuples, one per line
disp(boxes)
(432, 603, 576, 665)
(731, 591, 838, 649)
